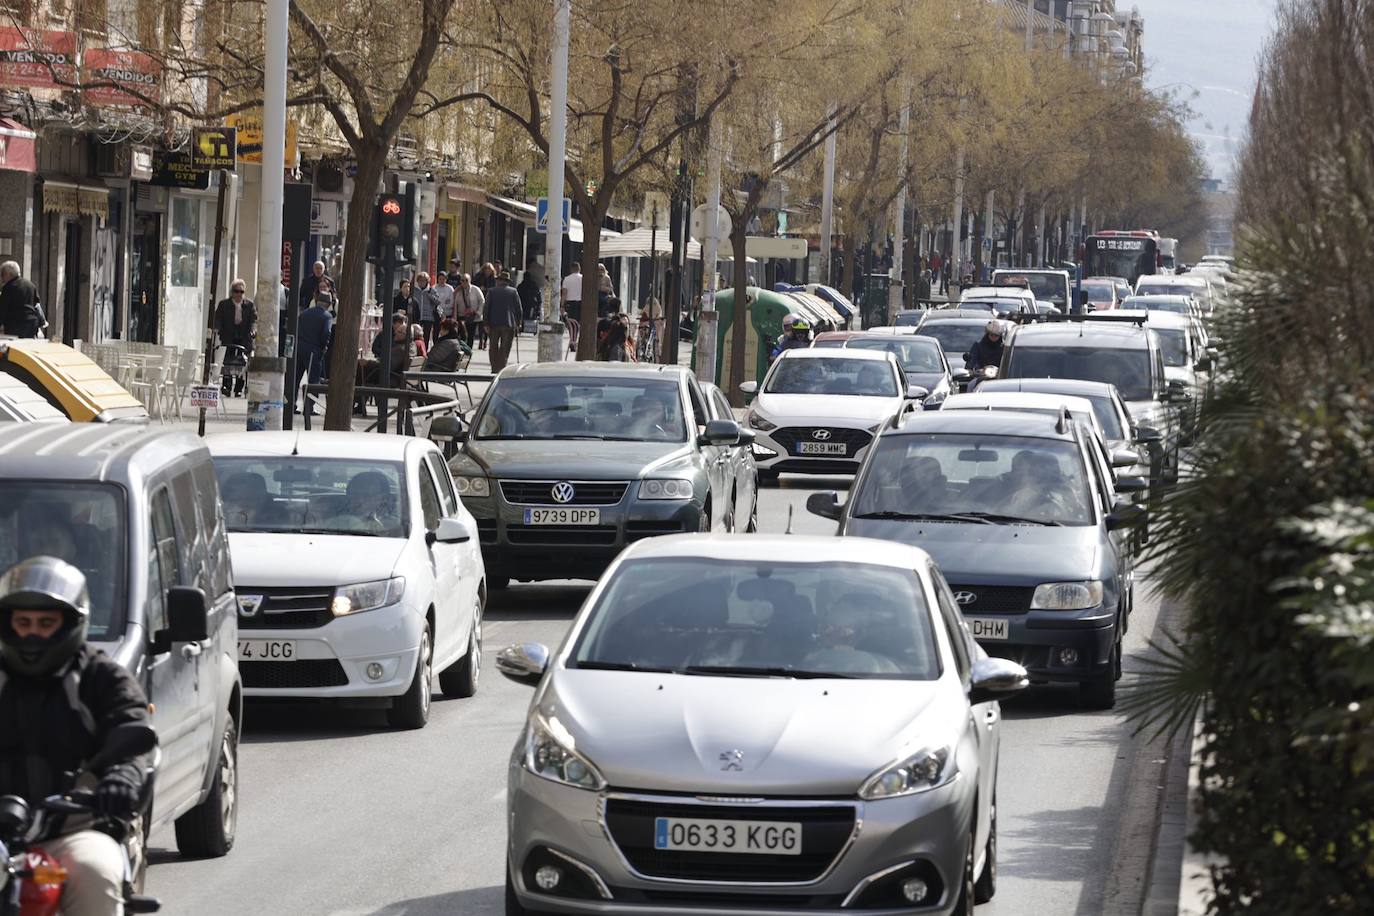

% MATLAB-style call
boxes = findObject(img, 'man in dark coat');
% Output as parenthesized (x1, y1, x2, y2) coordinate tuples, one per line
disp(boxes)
(213, 279, 257, 396)
(0, 261, 43, 338)
(485, 272, 524, 372)
(294, 293, 334, 417)
(964, 320, 1006, 374)
(516, 271, 543, 323)
(299, 261, 329, 312)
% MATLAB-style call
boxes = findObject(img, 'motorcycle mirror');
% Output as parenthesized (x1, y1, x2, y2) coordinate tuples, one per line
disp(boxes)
(85, 724, 159, 773)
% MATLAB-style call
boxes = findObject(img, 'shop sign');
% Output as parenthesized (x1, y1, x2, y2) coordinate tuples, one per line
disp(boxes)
(224, 110, 298, 165)
(192, 127, 236, 170)
(309, 200, 339, 235)
(150, 150, 209, 190)
(83, 48, 161, 107)
(131, 146, 153, 181)
(0, 28, 77, 90)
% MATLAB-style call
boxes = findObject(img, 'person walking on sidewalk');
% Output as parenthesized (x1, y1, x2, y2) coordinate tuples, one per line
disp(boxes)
(454, 273, 485, 349)
(295, 293, 334, 417)
(517, 270, 542, 323)
(214, 279, 257, 396)
(0, 261, 42, 338)
(300, 260, 329, 311)
(486, 272, 523, 373)
(431, 271, 454, 345)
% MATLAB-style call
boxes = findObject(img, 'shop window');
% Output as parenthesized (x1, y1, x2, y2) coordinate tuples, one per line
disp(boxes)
(170, 196, 200, 287)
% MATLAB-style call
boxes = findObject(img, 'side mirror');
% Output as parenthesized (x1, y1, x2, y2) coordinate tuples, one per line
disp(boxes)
(496, 643, 550, 686)
(1106, 502, 1149, 531)
(905, 384, 931, 401)
(737, 429, 756, 446)
(427, 516, 470, 545)
(1114, 476, 1148, 494)
(739, 381, 759, 396)
(967, 657, 1029, 705)
(700, 418, 743, 446)
(1164, 378, 1190, 401)
(952, 369, 972, 383)
(806, 491, 842, 521)
(1132, 425, 1162, 445)
(1109, 448, 1138, 469)
(167, 586, 209, 642)
(429, 415, 467, 442)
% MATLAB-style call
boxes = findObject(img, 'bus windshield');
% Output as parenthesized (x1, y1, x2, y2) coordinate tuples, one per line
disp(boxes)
(1084, 236, 1157, 286)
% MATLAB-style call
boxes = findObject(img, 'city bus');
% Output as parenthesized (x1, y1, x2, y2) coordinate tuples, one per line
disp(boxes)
(1083, 230, 1161, 286)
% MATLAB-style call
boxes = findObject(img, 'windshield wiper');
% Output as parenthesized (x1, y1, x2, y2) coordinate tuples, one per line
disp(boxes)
(293, 526, 390, 537)
(957, 512, 1062, 527)
(680, 665, 857, 679)
(850, 511, 993, 524)
(573, 660, 674, 673)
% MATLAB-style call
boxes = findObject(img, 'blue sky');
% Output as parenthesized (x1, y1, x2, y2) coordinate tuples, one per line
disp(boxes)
(1136, 0, 1279, 181)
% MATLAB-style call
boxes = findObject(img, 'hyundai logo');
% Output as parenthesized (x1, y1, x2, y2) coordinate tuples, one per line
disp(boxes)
(953, 591, 977, 606)
(719, 750, 744, 772)
(812, 429, 833, 441)
(238, 595, 264, 617)
(551, 482, 576, 504)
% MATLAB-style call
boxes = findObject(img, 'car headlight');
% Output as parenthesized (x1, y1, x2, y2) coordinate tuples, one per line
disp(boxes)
(331, 576, 406, 617)
(746, 410, 777, 432)
(640, 478, 694, 500)
(1031, 580, 1104, 610)
(859, 746, 956, 800)
(525, 714, 605, 790)
(454, 475, 490, 497)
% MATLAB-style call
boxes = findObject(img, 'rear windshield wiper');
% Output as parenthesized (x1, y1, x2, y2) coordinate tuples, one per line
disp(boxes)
(850, 511, 993, 524)
(680, 665, 858, 679)
(958, 512, 1062, 527)
(572, 660, 675, 673)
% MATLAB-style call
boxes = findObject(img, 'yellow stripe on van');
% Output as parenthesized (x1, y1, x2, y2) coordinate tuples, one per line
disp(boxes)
(0, 339, 146, 422)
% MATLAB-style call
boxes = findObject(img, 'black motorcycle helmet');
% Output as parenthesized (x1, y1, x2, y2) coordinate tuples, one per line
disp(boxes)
(0, 556, 91, 677)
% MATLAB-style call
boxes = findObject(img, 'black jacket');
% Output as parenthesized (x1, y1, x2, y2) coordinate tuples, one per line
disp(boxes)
(423, 334, 470, 372)
(214, 297, 257, 350)
(297, 303, 334, 353)
(516, 277, 542, 318)
(0, 646, 150, 804)
(965, 334, 1004, 372)
(0, 276, 42, 335)
(299, 274, 330, 311)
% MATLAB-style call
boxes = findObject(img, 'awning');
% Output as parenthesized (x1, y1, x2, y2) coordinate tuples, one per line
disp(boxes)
(0, 117, 36, 174)
(41, 180, 110, 220)
(485, 194, 621, 244)
(597, 225, 756, 262)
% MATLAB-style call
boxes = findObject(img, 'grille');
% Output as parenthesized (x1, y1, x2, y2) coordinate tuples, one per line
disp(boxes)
(771, 459, 860, 475)
(241, 659, 348, 689)
(770, 427, 873, 454)
(604, 798, 855, 883)
(505, 524, 618, 546)
(947, 585, 1035, 615)
(237, 586, 334, 629)
(607, 887, 847, 908)
(626, 521, 687, 541)
(499, 480, 629, 506)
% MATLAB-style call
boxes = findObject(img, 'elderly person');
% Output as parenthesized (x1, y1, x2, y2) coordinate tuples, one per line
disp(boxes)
(0, 261, 42, 338)
(423, 318, 472, 372)
(213, 279, 257, 396)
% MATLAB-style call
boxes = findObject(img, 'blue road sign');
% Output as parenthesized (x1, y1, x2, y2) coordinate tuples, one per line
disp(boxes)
(536, 197, 572, 234)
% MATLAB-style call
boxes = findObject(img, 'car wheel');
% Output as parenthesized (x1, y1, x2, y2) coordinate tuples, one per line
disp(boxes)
(173, 714, 238, 857)
(488, 574, 511, 590)
(952, 822, 977, 915)
(974, 795, 997, 903)
(506, 866, 553, 916)
(388, 627, 432, 729)
(1079, 637, 1120, 710)
(439, 596, 483, 698)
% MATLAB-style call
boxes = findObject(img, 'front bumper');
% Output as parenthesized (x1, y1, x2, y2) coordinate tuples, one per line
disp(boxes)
(506, 759, 971, 914)
(750, 426, 877, 476)
(237, 601, 425, 698)
(464, 486, 704, 582)
(958, 601, 1116, 683)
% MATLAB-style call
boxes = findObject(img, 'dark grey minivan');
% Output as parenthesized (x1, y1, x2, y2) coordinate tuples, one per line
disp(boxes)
(0, 425, 242, 864)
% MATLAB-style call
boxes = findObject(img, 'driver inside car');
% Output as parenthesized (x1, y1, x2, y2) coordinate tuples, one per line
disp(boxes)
(333, 471, 400, 533)
(628, 396, 670, 439)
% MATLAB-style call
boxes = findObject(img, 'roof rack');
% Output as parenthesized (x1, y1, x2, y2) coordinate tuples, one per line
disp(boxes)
(1043, 313, 1148, 327)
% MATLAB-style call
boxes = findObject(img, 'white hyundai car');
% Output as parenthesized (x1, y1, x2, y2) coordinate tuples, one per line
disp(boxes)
(741, 348, 917, 483)
(208, 431, 486, 729)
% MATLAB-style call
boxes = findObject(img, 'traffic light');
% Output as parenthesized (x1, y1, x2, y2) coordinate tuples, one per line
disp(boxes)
(369, 189, 415, 264)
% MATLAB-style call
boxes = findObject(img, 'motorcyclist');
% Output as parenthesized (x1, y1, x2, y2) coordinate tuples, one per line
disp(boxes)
(769, 317, 812, 361)
(964, 320, 1006, 376)
(0, 556, 153, 916)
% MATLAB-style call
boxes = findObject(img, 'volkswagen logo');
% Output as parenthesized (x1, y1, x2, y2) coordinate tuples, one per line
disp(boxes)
(953, 591, 977, 606)
(551, 482, 576, 504)
(719, 750, 744, 772)
(812, 429, 833, 441)
(237, 595, 264, 617)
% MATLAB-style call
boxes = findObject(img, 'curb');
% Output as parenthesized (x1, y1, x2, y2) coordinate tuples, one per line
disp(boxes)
(1178, 709, 1217, 915)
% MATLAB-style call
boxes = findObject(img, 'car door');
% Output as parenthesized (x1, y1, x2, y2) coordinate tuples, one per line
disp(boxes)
(427, 448, 479, 607)
(710, 387, 755, 530)
(688, 380, 728, 528)
(144, 484, 206, 817)
(415, 454, 463, 669)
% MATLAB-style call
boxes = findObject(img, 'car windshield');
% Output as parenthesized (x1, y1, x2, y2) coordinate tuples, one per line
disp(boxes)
(846, 337, 945, 374)
(918, 323, 987, 360)
(213, 458, 409, 538)
(851, 434, 1094, 526)
(473, 377, 687, 441)
(894, 312, 922, 327)
(997, 273, 1064, 303)
(1082, 282, 1114, 302)
(765, 357, 898, 397)
(1005, 345, 1154, 401)
(0, 483, 125, 640)
(1154, 328, 1188, 367)
(571, 558, 941, 680)
(1135, 283, 1195, 298)
(1124, 297, 1190, 316)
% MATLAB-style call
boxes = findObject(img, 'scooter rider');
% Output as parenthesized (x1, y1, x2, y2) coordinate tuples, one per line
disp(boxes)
(964, 320, 1006, 376)
(0, 556, 153, 916)
(769, 316, 812, 361)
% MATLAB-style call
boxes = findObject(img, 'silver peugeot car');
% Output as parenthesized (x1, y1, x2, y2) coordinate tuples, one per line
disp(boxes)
(496, 534, 1028, 915)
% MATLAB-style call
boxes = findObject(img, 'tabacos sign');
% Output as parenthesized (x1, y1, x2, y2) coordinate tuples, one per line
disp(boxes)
(82, 48, 161, 107)
(0, 28, 77, 90)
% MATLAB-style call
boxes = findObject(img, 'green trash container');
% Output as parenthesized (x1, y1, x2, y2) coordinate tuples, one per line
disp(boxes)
(706, 286, 794, 387)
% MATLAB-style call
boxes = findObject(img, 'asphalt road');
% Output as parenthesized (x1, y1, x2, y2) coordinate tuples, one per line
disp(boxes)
(148, 475, 1183, 916)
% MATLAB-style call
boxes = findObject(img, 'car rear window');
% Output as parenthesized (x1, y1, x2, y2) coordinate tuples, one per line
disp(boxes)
(1005, 345, 1153, 401)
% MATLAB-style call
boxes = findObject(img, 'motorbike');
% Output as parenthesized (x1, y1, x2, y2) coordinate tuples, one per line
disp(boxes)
(0, 724, 161, 916)
(965, 365, 999, 392)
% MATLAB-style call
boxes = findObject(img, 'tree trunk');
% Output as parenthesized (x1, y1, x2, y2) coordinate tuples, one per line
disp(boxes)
(727, 225, 751, 405)
(323, 148, 386, 430)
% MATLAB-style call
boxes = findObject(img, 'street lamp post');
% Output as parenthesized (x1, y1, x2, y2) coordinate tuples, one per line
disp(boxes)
(538, 0, 571, 363)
